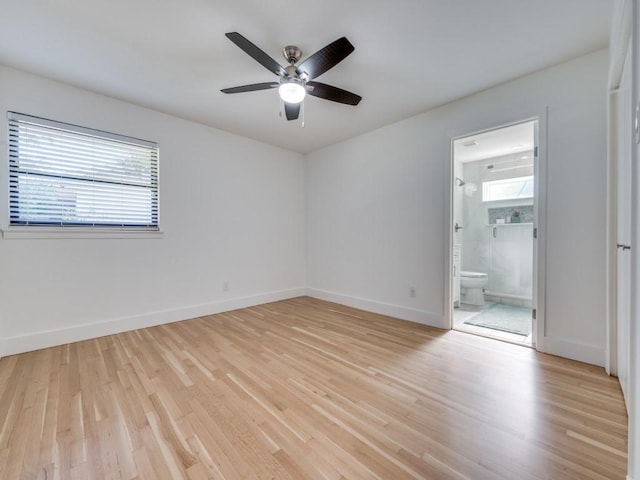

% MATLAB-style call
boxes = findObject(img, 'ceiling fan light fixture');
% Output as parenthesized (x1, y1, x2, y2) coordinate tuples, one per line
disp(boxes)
(279, 79, 306, 104)
(221, 33, 361, 120)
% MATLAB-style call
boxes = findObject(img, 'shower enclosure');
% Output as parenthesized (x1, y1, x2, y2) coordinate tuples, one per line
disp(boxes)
(462, 159, 534, 306)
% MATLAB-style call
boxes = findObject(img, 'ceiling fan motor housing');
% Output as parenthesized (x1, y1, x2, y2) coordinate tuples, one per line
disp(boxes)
(283, 45, 302, 65)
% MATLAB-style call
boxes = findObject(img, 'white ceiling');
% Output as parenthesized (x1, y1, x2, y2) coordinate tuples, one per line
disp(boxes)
(0, 1, 612, 154)
(454, 121, 535, 163)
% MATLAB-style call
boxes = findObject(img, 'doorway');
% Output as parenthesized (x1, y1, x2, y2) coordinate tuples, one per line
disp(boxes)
(451, 120, 538, 346)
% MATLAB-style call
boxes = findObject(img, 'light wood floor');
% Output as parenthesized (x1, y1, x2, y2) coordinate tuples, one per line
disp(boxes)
(0, 297, 628, 479)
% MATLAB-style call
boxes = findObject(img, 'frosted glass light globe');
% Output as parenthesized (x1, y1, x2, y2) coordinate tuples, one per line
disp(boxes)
(278, 81, 306, 104)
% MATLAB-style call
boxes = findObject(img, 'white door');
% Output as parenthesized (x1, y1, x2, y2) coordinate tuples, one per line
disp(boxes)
(616, 47, 632, 405)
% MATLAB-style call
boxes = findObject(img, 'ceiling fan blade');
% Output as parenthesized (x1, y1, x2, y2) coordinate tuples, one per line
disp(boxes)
(295, 37, 354, 80)
(225, 32, 288, 77)
(306, 81, 362, 105)
(284, 102, 300, 121)
(221, 82, 278, 94)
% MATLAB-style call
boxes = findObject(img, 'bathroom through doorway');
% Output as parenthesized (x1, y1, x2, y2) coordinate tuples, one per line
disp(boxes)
(450, 120, 538, 346)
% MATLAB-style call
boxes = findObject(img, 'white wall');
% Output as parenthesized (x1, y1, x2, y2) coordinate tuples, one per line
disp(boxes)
(306, 50, 609, 366)
(0, 66, 306, 356)
(0, 50, 610, 368)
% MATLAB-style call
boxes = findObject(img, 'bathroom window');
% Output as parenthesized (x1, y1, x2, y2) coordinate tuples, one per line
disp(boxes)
(482, 176, 533, 202)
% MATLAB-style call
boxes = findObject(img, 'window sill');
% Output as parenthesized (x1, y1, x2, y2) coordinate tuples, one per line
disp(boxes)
(1, 227, 164, 240)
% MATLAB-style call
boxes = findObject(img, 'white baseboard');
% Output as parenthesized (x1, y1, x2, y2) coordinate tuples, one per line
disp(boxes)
(306, 287, 444, 328)
(539, 336, 606, 367)
(0, 287, 306, 357)
(0, 288, 605, 371)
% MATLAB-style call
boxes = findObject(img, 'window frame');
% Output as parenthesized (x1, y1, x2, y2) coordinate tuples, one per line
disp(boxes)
(3, 112, 162, 239)
(482, 175, 534, 203)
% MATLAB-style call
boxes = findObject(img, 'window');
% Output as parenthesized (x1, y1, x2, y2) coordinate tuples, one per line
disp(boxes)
(8, 112, 159, 230)
(482, 175, 533, 202)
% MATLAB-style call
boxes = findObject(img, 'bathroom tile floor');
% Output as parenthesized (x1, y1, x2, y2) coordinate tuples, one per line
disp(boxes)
(453, 302, 534, 346)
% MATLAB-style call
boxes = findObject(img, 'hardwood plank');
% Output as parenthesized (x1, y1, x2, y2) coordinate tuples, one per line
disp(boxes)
(0, 297, 628, 479)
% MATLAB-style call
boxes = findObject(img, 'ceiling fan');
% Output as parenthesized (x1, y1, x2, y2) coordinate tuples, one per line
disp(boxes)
(221, 32, 362, 121)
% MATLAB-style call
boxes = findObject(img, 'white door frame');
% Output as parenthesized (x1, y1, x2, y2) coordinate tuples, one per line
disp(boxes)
(445, 116, 547, 352)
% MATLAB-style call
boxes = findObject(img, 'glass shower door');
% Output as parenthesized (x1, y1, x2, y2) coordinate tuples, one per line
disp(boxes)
(489, 224, 533, 302)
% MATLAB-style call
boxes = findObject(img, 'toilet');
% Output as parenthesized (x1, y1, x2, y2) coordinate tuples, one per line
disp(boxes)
(460, 271, 488, 306)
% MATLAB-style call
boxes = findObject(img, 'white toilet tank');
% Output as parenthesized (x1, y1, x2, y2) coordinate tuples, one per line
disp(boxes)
(460, 271, 488, 284)
(460, 270, 488, 278)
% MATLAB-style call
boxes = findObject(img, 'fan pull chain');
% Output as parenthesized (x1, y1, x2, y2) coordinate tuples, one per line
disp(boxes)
(301, 100, 305, 127)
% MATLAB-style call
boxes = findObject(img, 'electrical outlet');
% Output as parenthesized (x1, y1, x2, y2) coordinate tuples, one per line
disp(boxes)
(409, 286, 417, 298)
(223, 281, 230, 292)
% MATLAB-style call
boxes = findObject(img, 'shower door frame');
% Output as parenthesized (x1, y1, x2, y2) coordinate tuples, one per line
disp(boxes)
(445, 117, 547, 351)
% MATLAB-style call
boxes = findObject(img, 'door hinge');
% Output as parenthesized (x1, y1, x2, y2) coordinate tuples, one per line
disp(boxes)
(534, 146, 538, 157)
(533, 227, 537, 239)
(532, 308, 537, 320)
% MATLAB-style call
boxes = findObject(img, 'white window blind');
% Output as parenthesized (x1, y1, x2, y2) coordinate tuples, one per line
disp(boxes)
(8, 112, 159, 229)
